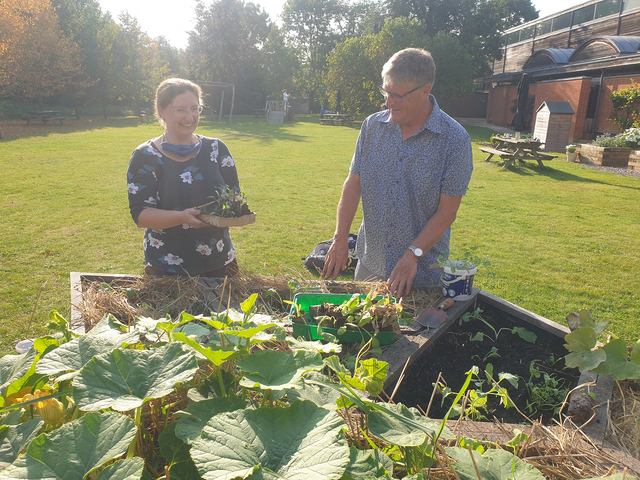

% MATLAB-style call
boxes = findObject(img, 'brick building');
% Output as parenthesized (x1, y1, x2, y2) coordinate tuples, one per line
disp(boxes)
(484, 0, 640, 143)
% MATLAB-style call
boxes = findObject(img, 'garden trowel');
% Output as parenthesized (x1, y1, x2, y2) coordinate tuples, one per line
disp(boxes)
(401, 298, 454, 336)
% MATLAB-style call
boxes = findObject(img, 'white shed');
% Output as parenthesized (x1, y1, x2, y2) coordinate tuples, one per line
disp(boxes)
(533, 101, 574, 153)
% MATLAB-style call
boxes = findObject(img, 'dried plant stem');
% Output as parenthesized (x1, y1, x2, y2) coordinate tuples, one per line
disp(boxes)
(425, 371, 443, 418)
(25, 280, 47, 338)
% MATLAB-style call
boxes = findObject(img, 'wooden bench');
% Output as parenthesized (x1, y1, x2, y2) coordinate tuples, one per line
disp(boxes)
(320, 114, 352, 126)
(253, 109, 266, 117)
(480, 146, 557, 168)
(479, 146, 513, 160)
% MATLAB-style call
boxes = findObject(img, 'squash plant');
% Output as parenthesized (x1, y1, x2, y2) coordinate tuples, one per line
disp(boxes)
(564, 309, 640, 380)
(1, 295, 627, 479)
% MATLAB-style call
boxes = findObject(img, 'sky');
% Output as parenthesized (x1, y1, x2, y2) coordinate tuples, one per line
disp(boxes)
(98, 0, 588, 50)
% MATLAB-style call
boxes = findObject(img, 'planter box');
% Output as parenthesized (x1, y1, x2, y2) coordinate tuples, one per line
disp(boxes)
(197, 212, 256, 227)
(575, 143, 630, 167)
(629, 150, 640, 171)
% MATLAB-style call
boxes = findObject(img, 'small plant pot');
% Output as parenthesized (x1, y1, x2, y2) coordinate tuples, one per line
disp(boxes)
(441, 261, 477, 300)
(566, 151, 578, 162)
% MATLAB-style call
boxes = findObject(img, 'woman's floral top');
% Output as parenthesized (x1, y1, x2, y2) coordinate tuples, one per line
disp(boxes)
(127, 135, 239, 274)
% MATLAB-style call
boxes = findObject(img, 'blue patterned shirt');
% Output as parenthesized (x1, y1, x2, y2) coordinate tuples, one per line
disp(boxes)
(350, 96, 473, 286)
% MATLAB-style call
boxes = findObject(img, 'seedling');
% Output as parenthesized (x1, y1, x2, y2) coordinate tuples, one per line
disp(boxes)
(461, 308, 537, 344)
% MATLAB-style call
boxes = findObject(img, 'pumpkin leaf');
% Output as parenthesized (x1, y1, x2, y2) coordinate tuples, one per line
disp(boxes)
(0, 412, 136, 480)
(73, 343, 197, 412)
(446, 446, 545, 480)
(190, 400, 349, 480)
(237, 350, 324, 391)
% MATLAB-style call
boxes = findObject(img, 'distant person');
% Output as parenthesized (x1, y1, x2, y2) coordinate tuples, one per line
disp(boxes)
(282, 89, 289, 104)
(127, 78, 241, 277)
(322, 48, 473, 296)
(320, 105, 326, 119)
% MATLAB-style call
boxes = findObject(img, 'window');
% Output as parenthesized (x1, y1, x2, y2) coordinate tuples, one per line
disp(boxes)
(537, 19, 552, 35)
(574, 5, 595, 24)
(623, 0, 640, 11)
(552, 13, 571, 31)
(520, 25, 535, 40)
(507, 31, 520, 45)
(596, 0, 621, 18)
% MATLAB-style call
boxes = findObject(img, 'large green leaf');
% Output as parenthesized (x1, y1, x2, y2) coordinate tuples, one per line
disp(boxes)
(0, 350, 37, 397)
(158, 423, 202, 480)
(190, 400, 349, 480)
(0, 412, 136, 480)
(238, 350, 324, 391)
(95, 458, 145, 480)
(446, 446, 544, 480)
(73, 343, 197, 412)
(583, 474, 639, 480)
(173, 332, 245, 367)
(287, 338, 342, 354)
(591, 338, 640, 380)
(564, 328, 607, 371)
(342, 446, 393, 480)
(286, 372, 341, 408)
(174, 397, 246, 445)
(368, 403, 447, 447)
(0, 418, 43, 468)
(36, 330, 140, 381)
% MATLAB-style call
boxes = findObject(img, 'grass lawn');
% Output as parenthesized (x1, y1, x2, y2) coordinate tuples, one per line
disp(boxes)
(1, 115, 638, 355)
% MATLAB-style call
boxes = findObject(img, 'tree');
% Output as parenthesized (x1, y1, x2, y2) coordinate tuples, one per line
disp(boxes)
(282, 0, 345, 98)
(51, 0, 104, 117)
(261, 24, 299, 98)
(184, 0, 270, 112)
(323, 17, 474, 115)
(0, 0, 84, 106)
(385, 0, 538, 77)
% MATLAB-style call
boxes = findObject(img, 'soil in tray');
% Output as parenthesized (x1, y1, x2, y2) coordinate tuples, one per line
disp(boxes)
(392, 304, 581, 424)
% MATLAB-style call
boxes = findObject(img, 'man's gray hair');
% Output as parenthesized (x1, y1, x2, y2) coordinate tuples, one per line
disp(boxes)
(381, 48, 436, 88)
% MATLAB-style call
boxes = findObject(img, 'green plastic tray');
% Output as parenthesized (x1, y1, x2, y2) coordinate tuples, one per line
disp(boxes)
(289, 293, 396, 345)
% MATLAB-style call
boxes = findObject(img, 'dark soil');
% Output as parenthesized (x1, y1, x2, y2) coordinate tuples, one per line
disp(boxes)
(392, 304, 581, 424)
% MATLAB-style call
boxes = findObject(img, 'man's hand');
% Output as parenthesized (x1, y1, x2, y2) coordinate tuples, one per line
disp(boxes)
(387, 251, 418, 297)
(322, 237, 350, 279)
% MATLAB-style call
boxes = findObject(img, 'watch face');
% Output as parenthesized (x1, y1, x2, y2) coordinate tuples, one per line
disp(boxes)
(411, 246, 423, 257)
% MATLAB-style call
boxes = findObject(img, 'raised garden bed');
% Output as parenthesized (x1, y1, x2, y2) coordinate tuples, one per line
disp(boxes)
(69, 273, 640, 474)
(575, 143, 631, 167)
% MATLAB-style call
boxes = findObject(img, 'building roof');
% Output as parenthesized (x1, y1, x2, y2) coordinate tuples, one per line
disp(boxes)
(536, 101, 575, 114)
(569, 36, 640, 62)
(524, 49, 574, 70)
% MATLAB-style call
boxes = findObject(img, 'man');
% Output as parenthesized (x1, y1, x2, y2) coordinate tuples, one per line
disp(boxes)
(322, 48, 473, 296)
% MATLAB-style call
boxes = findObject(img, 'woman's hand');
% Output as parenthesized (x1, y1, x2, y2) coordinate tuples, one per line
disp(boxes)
(136, 207, 210, 230)
(181, 208, 210, 229)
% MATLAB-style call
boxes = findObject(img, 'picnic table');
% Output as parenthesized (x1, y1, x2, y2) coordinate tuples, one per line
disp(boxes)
(26, 111, 65, 125)
(480, 136, 556, 168)
(320, 113, 353, 126)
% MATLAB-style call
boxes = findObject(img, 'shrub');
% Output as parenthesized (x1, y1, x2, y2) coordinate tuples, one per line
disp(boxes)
(593, 133, 629, 147)
(620, 127, 640, 148)
(609, 80, 640, 131)
(565, 145, 576, 153)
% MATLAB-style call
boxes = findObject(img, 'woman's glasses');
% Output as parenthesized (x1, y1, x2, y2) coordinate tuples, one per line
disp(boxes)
(171, 105, 204, 116)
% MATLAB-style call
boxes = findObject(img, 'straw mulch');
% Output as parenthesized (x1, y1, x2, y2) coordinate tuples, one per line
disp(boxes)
(76, 268, 442, 333)
(606, 380, 640, 461)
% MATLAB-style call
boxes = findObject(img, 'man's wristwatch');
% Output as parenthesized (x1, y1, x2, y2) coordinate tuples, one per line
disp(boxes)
(408, 245, 424, 258)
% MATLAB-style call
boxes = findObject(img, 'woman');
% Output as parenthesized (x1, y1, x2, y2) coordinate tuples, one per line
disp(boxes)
(127, 78, 240, 277)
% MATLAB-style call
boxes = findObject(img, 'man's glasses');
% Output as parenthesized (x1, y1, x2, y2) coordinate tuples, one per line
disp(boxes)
(378, 83, 428, 102)
(172, 105, 204, 116)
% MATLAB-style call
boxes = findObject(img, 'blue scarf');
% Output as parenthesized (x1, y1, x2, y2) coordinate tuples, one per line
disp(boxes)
(161, 134, 202, 156)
